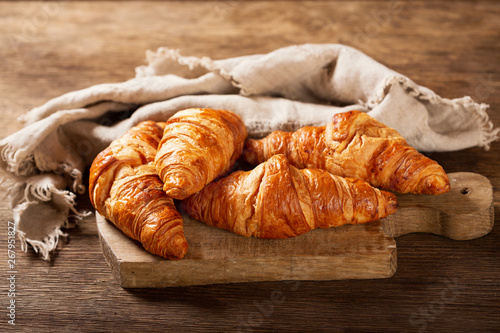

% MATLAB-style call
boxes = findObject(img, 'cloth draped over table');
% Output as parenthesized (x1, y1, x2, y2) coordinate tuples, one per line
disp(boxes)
(0, 43, 497, 260)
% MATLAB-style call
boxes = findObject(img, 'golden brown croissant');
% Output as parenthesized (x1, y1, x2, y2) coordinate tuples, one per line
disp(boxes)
(243, 110, 450, 195)
(181, 154, 398, 239)
(155, 108, 248, 200)
(89, 121, 188, 259)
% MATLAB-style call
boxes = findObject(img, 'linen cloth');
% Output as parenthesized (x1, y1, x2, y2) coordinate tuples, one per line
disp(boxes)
(1, 43, 497, 259)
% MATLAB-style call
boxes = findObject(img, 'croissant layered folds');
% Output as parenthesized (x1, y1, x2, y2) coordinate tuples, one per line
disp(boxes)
(182, 154, 398, 239)
(89, 108, 449, 258)
(89, 121, 188, 259)
(243, 110, 450, 195)
(155, 108, 247, 200)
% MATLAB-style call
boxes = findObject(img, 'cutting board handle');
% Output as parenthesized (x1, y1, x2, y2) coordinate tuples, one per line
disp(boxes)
(381, 172, 494, 240)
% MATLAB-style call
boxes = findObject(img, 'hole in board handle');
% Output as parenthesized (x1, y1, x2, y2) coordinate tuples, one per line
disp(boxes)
(461, 187, 471, 195)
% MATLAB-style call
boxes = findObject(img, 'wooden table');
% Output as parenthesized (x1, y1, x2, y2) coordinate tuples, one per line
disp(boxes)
(1, 1, 499, 332)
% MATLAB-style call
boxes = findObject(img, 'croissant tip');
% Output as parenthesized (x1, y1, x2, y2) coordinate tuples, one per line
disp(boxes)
(383, 191, 399, 216)
(165, 188, 190, 201)
(420, 174, 451, 195)
(160, 235, 189, 260)
(163, 178, 196, 200)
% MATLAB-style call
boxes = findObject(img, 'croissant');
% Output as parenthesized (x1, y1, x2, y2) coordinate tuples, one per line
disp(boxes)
(155, 108, 248, 200)
(181, 154, 398, 239)
(243, 110, 450, 195)
(89, 121, 188, 259)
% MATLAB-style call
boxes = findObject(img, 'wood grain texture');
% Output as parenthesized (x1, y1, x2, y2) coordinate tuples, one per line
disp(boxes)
(1, 1, 499, 332)
(382, 172, 494, 240)
(98, 212, 398, 288)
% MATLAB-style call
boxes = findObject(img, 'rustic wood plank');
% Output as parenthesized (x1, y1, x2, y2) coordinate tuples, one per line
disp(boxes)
(98, 212, 398, 287)
(382, 172, 494, 240)
(0, 1, 499, 332)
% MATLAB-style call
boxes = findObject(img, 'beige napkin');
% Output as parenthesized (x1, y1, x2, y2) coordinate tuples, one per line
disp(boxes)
(1, 43, 497, 260)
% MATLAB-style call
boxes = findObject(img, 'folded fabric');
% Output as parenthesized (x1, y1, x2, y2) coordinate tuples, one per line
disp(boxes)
(1, 43, 497, 259)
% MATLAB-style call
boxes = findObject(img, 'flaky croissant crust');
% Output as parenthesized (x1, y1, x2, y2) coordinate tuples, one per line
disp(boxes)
(89, 121, 188, 260)
(243, 110, 450, 195)
(182, 154, 398, 239)
(155, 108, 248, 200)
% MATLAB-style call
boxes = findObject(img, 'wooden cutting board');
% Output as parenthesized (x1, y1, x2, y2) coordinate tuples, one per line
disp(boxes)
(96, 172, 494, 288)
